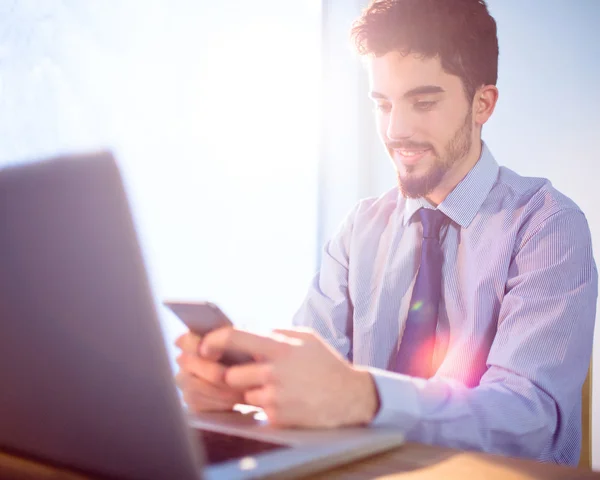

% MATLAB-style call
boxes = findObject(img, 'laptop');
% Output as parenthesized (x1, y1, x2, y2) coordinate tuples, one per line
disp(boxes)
(0, 151, 404, 479)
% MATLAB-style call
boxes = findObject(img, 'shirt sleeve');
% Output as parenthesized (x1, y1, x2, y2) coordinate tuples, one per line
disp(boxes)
(369, 208, 598, 464)
(291, 203, 360, 360)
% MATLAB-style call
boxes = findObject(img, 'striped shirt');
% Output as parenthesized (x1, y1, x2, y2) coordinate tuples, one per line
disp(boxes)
(292, 143, 598, 465)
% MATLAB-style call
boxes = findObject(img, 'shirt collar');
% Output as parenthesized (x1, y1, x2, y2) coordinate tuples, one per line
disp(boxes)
(402, 142, 499, 228)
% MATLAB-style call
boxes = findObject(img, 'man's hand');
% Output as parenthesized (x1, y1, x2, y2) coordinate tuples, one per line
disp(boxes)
(199, 327, 380, 428)
(174, 332, 244, 413)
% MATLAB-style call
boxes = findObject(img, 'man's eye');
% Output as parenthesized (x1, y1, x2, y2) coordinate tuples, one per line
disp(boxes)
(374, 103, 391, 113)
(414, 101, 436, 111)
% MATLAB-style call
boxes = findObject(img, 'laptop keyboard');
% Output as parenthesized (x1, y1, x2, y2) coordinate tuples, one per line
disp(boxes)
(196, 429, 288, 465)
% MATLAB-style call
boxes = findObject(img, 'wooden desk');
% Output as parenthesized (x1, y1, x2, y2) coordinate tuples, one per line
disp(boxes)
(314, 443, 600, 480)
(2, 443, 600, 480)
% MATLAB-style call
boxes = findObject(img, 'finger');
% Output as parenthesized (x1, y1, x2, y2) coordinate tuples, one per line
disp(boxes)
(176, 371, 242, 403)
(273, 328, 343, 359)
(184, 389, 239, 413)
(201, 328, 288, 362)
(225, 363, 275, 390)
(176, 332, 203, 355)
(184, 386, 240, 409)
(175, 370, 187, 389)
(177, 353, 228, 386)
(243, 386, 273, 409)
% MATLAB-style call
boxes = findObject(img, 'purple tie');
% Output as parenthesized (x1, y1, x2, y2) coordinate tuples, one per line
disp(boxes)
(395, 208, 446, 378)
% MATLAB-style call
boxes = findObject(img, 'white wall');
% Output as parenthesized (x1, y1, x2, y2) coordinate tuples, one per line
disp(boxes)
(322, 0, 600, 466)
(484, 2, 600, 467)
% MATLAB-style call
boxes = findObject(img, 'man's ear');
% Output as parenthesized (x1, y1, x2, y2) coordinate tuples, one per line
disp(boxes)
(474, 85, 499, 126)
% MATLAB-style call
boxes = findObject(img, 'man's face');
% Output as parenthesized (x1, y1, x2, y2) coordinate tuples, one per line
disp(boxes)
(367, 52, 476, 199)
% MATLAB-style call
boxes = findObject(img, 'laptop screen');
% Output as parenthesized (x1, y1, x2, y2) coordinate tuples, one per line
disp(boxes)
(0, 152, 202, 480)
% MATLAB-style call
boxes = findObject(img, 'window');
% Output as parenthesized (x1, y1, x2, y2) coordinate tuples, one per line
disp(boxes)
(0, 1, 321, 367)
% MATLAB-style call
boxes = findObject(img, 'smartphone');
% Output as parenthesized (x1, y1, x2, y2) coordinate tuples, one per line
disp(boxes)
(163, 300, 253, 366)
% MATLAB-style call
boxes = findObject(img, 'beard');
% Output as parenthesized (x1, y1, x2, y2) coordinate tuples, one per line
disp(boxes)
(393, 110, 473, 199)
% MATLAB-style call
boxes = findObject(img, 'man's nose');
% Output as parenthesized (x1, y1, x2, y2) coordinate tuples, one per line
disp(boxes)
(386, 106, 415, 140)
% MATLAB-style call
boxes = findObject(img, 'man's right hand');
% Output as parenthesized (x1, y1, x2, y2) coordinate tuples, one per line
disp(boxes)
(175, 331, 244, 412)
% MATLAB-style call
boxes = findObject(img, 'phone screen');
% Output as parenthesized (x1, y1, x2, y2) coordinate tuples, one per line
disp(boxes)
(164, 300, 252, 366)
(163, 301, 232, 336)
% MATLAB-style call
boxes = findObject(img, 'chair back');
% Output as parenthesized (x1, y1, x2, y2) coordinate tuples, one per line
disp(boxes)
(579, 361, 592, 469)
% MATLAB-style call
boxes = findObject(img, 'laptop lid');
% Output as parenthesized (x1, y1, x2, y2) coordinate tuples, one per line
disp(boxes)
(0, 152, 202, 480)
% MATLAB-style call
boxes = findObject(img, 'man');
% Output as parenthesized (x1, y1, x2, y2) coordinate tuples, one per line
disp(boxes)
(176, 0, 598, 465)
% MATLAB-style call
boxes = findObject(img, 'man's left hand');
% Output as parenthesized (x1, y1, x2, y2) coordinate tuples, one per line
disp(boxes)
(198, 327, 380, 428)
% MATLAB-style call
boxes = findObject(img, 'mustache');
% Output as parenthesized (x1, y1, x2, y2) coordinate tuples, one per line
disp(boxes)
(386, 141, 432, 150)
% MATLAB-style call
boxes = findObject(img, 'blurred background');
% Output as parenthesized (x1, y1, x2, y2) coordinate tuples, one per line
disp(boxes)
(0, 0, 599, 466)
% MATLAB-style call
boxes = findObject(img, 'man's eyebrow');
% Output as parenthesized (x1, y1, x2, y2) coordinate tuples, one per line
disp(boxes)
(368, 85, 446, 100)
(368, 91, 388, 100)
(403, 85, 446, 98)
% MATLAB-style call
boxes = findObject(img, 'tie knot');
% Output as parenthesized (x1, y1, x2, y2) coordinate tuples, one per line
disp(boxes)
(419, 208, 446, 239)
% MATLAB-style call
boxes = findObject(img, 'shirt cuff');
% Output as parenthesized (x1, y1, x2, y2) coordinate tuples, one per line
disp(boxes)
(365, 367, 424, 431)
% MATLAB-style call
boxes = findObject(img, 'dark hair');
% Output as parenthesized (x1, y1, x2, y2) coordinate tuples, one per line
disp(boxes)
(351, 0, 498, 101)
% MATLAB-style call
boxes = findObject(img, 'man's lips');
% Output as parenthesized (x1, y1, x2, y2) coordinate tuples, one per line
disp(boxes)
(392, 148, 431, 166)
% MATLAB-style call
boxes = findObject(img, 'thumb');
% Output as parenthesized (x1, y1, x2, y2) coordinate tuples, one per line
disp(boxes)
(272, 327, 315, 340)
